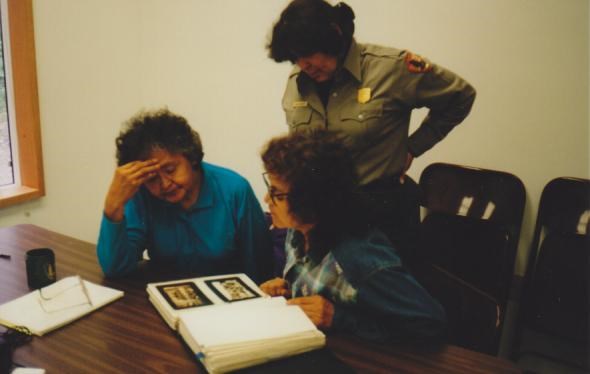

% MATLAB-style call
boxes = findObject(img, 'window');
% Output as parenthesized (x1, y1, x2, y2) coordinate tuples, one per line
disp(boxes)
(0, 25, 12, 186)
(0, 0, 44, 208)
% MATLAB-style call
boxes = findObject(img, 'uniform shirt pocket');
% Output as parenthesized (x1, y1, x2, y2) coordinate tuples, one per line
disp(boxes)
(340, 102, 383, 123)
(284, 106, 313, 130)
(338, 102, 384, 145)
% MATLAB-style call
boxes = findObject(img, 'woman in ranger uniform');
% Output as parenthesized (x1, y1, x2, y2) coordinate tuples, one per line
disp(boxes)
(267, 0, 476, 265)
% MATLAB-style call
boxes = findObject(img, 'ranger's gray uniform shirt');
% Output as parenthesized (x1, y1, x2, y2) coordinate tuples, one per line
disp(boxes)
(281, 39, 476, 186)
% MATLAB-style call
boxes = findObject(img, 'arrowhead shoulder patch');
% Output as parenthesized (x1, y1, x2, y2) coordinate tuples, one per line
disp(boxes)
(405, 52, 432, 73)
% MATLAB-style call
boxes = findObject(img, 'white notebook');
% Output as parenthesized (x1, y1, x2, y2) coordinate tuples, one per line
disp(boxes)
(0, 275, 124, 336)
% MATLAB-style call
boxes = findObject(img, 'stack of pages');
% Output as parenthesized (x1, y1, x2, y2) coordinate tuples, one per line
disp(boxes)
(0, 275, 124, 336)
(146, 273, 325, 373)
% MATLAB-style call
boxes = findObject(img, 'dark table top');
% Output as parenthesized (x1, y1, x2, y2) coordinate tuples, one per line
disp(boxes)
(0, 224, 522, 373)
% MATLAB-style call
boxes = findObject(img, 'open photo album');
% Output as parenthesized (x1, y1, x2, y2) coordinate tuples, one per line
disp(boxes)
(146, 273, 326, 373)
(146, 273, 269, 329)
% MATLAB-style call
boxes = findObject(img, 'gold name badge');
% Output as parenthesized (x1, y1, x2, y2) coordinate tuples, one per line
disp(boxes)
(292, 101, 308, 108)
(357, 88, 371, 104)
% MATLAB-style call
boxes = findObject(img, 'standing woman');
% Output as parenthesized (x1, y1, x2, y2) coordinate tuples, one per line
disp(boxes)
(267, 0, 476, 262)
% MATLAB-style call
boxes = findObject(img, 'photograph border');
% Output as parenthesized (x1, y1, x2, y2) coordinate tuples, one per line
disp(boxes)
(156, 282, 213, 310)
(204, 276, 262, 303)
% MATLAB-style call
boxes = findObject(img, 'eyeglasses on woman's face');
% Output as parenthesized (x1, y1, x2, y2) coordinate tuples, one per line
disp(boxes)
(262, 172, 289, 205)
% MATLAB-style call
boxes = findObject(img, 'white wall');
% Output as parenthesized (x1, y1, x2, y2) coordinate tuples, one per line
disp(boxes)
(0, 0, 588, 275)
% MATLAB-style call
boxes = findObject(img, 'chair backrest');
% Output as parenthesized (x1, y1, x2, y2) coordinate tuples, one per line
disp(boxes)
(414, 264, 500, 355)
(535, 177, 590, 238)
(417, 163, 526, 304)
(420, 163, 526, 230)
(519, 177, 590, 343)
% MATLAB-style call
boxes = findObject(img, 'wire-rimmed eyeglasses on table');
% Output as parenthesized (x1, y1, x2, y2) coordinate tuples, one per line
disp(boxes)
(37, 275, 93, 314)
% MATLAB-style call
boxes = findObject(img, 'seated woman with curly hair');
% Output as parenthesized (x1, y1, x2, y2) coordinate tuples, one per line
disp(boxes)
(97, 109, 272, 282)
(260, 130, 446, 343)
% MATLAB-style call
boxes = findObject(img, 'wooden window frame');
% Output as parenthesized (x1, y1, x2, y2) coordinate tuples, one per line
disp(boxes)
(0, 0, 44, 208)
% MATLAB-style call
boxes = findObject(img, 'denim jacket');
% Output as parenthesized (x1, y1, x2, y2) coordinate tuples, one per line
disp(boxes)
(284, 228, 447, 343)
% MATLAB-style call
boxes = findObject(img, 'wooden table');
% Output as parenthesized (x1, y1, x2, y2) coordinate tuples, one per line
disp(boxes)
(0, 224, 522, 373)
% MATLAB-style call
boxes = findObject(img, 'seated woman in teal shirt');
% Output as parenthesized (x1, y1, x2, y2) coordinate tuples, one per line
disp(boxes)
(97, 109, 272, 283)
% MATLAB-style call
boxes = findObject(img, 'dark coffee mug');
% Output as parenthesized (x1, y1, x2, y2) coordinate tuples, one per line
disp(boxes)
(25, 248, 56, 289)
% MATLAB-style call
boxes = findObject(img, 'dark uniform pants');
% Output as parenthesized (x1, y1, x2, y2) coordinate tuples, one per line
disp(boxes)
(359, 175, 420, 266)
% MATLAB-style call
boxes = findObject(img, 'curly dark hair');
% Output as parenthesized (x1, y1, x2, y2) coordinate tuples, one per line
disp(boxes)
(116, 109, 204, 167)
(261, 130, 368, 252)
(267, 0, 355, 63)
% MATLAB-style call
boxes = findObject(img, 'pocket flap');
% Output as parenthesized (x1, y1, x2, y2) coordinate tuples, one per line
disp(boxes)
(287, 107, 313, 126)
(340, 103, 383, 121)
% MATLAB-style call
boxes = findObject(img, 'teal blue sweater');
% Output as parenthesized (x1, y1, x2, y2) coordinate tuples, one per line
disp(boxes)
(97, 162, 272, 283)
